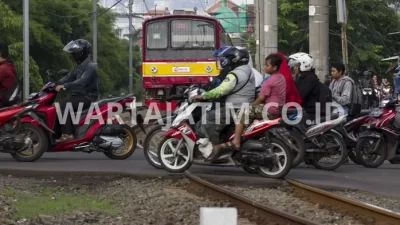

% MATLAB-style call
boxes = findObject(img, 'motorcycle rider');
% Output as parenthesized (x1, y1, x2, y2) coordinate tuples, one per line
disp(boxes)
(207, 53, 287, 162)
(289, 52, 321, 121)
(190, 46, 256, 161)
(53, 39, 99, 142)
(329, 61, 354, 115)
(0, 41, 17, 107)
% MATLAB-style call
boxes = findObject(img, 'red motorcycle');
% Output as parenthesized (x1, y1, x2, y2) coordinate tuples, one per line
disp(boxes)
(355, 99, 400, 167)
(19, 82, 145, 161)
(156, 85, 297, 179)
(0, 103, 49, 162)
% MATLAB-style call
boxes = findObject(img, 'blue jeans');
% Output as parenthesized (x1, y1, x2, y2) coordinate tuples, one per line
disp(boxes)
(393, 76, 400, 98)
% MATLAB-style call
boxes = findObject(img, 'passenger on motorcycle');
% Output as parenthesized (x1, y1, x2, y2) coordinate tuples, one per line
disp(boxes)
(0, 41, 17, 108)
(204, 54, 287, 162)
(53, 39, 99, 142)
(190, 46, 256, 161)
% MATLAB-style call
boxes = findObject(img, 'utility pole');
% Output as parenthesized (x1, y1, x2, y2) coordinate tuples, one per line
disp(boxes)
(309, 0, 329, 82)
(128, 0, 134, 94)
(263, 0, 278, 58)
(255, 0, 278, 73)
(23, 0, 29, 100)
(92, 0, 98, 64)
(337, 0, 348, 73)
(254, 0, 263, 72)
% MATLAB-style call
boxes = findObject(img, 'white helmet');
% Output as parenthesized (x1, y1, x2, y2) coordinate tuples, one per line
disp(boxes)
(288, 52, 314, 72)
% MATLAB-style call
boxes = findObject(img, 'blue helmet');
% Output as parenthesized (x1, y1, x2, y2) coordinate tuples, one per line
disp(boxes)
(212, 46, 249, 69)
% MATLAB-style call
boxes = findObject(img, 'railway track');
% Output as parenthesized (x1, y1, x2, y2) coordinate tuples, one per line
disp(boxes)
(184, 171, 400, 225)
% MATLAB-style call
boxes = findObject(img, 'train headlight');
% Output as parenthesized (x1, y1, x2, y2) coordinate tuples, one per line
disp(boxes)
(205, 65, 212, 73)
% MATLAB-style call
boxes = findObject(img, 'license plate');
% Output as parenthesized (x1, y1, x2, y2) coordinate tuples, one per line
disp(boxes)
(275, 127, 290, 136)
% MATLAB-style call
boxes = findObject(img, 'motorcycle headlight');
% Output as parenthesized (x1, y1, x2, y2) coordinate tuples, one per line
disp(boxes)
(380, 100, 389, 108)
(171, 103, 197, 127)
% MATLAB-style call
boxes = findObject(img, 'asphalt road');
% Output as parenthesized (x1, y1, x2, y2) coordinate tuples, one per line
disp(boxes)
(0, 148, 399, 198)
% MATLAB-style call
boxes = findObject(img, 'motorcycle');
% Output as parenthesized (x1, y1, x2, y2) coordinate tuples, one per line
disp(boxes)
(362, 87, 374, 109)
(156, 84, 298, 179)
(19, 82, 145, 159)
(143, 95, 188, 169)
(355, 99, 400, 168)
(288, 111, 349, 170)
(0, 103, 49, 162)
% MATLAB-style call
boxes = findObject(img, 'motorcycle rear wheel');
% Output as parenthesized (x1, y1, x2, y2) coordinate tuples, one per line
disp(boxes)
(11, 123, 48, 162)
(158, 137, 192, 173)
(143, 125, 164, 169)
(103, 124, 137, 160)
(257, 137, 293, 179)
(355, 136, 387, 168)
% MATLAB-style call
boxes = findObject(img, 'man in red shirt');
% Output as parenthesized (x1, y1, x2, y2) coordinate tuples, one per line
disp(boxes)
(207, 54, 287, 160)
(0, 41, 16, 107)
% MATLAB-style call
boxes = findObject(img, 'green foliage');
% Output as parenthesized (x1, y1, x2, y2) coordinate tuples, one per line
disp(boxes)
(245, 0, 400, 75)
(0, 0, 142, 96)
(3, 186, 118, 220)
(0, 1, 43, 91)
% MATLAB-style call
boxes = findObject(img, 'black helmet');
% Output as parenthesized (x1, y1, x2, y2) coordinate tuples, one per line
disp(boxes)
(217, 46, 249, 69)
(63, 39, 91, 64)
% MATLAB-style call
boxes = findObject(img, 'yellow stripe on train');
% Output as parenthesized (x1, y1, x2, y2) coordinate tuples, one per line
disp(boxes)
(142, 62, 219, 76)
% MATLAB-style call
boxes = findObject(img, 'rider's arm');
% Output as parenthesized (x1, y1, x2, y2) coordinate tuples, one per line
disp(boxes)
(251, 80, 269, 106)
(201, 73, 237, 99)
(62, 65, 97, 90)
(333, 81, 352, 106)
(56, 71, 74, 85)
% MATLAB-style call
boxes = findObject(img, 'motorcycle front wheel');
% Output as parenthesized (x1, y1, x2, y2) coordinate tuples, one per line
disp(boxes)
(288, 129, 305, 168)
(143, 125, 164, 169)
(355, 136, 387, 168)
(158, 137, 192, 173)
(257, 137, 293, 179)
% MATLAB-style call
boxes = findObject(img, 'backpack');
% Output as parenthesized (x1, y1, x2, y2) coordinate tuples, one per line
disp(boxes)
(318, 81, 333, 114)
(341, 79, 362, 116)
(3, 78, 22, 106)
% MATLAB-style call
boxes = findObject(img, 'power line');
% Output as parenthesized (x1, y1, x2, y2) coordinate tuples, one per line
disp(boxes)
(41, 0, 123, 18)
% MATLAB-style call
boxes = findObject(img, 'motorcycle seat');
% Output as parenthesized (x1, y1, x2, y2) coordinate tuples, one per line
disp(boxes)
(319, 113, 340, 123)
(359, 109, 372, 116)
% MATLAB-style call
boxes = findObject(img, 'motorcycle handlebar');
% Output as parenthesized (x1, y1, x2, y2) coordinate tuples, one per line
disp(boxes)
(166, 95, 185, 101)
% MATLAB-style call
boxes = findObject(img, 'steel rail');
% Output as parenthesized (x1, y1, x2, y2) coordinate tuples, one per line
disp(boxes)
(287, 179, 400, 225)
(184, 171, 318, 225)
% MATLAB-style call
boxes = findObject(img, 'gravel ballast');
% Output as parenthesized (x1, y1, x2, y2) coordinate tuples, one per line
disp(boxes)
(0, 175, 256, 225)
(332, 190, 400, 214)
(222, 185, 366, 225)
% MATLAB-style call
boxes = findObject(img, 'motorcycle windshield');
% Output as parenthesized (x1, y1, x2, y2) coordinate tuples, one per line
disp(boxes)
(172, 103, 197, 127)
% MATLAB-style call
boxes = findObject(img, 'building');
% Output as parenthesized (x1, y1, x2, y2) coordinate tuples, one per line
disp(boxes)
(206, 0, 254, 34)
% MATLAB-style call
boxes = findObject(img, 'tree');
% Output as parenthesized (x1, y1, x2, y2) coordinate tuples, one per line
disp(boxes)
(0, 1, 43, 91)
(1, 0, 142, 95)
(276, 0, 400, 74)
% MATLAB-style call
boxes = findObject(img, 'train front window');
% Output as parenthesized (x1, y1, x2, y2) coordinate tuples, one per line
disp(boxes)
(171, 19, 215, 49)
(146, 21, 168, 49)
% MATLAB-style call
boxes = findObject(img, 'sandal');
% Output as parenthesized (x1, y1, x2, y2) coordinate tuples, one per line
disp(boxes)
(55, 135, 74, 143)
(205, 141, 240, 162)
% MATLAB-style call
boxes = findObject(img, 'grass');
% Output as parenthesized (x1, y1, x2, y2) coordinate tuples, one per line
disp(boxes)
(3, 186, 119, 220)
